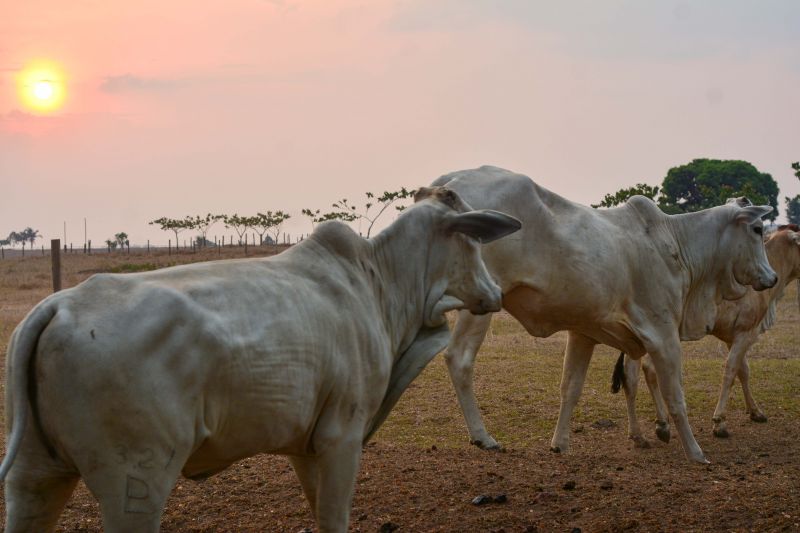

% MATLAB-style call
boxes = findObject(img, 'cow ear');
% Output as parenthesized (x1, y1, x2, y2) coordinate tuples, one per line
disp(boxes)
(726, 196, 752, 208)
(414, 187, 434, 203)
(735, 206, 772, 225)
(447, 210, 521, 243)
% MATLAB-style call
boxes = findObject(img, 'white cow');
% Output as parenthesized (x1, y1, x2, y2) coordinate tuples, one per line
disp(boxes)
(0, 186, 521, 533)
(612, 223, 800, 445)
(431, 166, 777, 464)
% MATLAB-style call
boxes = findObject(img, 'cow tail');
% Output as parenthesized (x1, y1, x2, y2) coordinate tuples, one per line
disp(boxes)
(0, 302, 57, 481)
(611, 352, 626, 394)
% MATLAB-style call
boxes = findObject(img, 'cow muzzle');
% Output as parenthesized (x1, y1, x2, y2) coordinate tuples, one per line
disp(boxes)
(468, 286, 502, 315)
(753, 272, 778, 291)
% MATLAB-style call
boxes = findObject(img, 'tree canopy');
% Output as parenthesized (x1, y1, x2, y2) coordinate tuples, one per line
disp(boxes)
(303, 187, 415, 237)
(786, 196, 800, 225)
(594, 159, 779, 220)
(591, 183, 659, 208)
(658, 159, 778, 219)
(786, 161, 800, 224)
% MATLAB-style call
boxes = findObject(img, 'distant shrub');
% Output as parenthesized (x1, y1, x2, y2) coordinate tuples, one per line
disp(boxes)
(108, 263, 160, 273)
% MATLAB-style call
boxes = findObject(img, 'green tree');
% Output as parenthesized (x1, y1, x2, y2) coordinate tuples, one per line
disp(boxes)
(787, 162, 800, 224)
(301, 207, 358, 231)
(114, 232, 128, 249)
(149, 217, 191, 249)
(251, 211, 290, 244)
(592, 183, 660, 208)
(786, 195, 800, 225)
(303, 187, 415, 237)
(187, 214, 223, 246)
(222, 214, 253, 245)
(658, 159, 779, 219)
(20, 227, 41, 248)
(105, 238, 118, 250)
(7, 231, 25, 253)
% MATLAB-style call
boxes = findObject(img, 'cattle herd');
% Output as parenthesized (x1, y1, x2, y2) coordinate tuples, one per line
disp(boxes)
(1, 166, 797, 532)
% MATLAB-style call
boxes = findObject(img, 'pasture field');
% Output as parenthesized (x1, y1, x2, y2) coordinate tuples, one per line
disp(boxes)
(0, 250, 798, 532)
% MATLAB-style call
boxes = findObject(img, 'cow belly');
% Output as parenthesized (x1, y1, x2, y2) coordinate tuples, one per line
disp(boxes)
(502, 286, 574, 338)
(502, 285, 647, 356)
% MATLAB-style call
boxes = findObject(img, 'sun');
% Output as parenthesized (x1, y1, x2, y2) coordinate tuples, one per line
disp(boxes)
(17, 60, 66, 113)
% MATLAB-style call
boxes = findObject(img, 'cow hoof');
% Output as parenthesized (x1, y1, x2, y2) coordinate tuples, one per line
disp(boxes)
(750, 413, 768, 423)
(549, 446, 562, 454)
(471, 439, 503, 451)
(630, 435, 651, 449)
(655, 426, 671, 444)
(713, 427, 730, 439)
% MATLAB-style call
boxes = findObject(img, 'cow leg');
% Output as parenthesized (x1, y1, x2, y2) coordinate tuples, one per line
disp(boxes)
(443, 311, 500, 450)
(550, 331, 595, 454)
(641, 355, 671, 443)
(738, 356, 767, 423)
(712, 333, 758, 438)
(620, 355, 650, 448)
(647, 341, 708, 463)
(5, 474, 78, 533)
(79, 445, 189, 533)
(314, 440, 362, 533)
(4, 421, 79, 532)
(4, 456, 78, 533)
(289, 456, 319, 520)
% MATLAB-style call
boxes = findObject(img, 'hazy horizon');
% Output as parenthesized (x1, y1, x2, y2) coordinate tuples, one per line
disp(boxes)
(2, 1, 799, 246)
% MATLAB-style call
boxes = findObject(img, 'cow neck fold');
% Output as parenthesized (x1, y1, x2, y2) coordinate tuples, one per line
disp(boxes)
(367, 209, 436, 358)
(665, 205, 741, 339)
(756, 230, 800, 332)
(667, 207, 727, 282)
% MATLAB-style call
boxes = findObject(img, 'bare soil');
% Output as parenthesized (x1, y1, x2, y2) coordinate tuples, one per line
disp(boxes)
(0, 250, 798, 532)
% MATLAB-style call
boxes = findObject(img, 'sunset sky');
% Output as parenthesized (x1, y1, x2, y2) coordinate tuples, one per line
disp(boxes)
(2, 1, 799, 246)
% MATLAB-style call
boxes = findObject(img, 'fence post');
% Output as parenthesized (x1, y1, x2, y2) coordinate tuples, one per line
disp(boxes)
(51, 239, 62, 292)
(41, 245, 45, 256)
(88, 240, 92, 255)
(244, 234, 248, 255)
(147, 240, 150, 254)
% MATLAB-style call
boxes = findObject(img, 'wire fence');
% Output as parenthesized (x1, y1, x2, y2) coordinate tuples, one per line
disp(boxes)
(0, 232, 310, 260)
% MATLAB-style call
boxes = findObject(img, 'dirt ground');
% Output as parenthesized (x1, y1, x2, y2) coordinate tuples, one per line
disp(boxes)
(37, 426, 800, 532)
(0, 250, 798, 532)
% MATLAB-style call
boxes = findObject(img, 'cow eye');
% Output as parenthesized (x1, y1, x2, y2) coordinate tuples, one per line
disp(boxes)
(754, 226, 763, 236)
